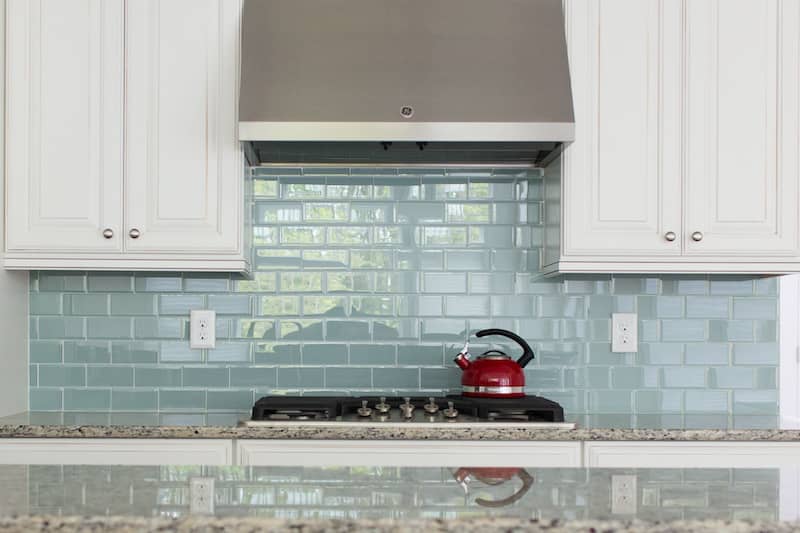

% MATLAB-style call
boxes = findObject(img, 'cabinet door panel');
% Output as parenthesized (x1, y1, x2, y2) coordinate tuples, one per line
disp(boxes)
(5, 0, 123, 252)
(125, 0, 242, 253)
(561, 0, 682, 256)
(685, 0, 799, 256)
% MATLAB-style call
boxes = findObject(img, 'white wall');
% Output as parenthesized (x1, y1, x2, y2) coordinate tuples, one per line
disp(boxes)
(0, 0, 30, 417)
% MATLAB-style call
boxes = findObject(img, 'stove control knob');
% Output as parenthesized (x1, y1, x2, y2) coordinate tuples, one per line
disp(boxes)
(375, 396, 391, 414)
(400, 397, 415, 419)
(443, 401, 459, 419)
(357, 400, 372, 417)
(424, 397, 439, 414)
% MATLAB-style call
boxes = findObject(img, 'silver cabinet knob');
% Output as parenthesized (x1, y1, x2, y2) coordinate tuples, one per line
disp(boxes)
(691, 231, 703, 242)
(102, 228, 114, 239)
(664, 231, 677, 242)
(129, 228, 141, 239)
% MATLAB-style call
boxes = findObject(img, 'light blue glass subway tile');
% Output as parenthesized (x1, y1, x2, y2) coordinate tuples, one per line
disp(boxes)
(585, 366, 610, 388)
(351, 296, 393, 316)
(279, 226, 326, 246)
(63, 341, 110, 363)
(327, 226, 371, 246)
(524, 368, 563, 389)
(662, 367, 707, 388)
(279, 319, 323, 341)
(281, 179, 325, 199)
(642, 367, 661, 387)
(443, 250, 491, 271)
(467, 319, 515, 338)
(30, 293, 62, 315)
(661, 320, 706, 342)
(708, 367, 755, 389)
(277, 367, 324, 388)
(351, 250, 392, 269)
(301, 249, 349, 269)
(159, 295, 205, 315)
(87, 317, 132, 339)
(134, 367, 182, 387)
(182, 274, 230, 293)
(420, 368, 460, 389)
(64, 294, 109, 316)
(134, 275, 183, 292)
(374, 319, 419, 340)
(254, 343, 301, 365)
(29, 318, 37, 340)
(110, 294, 156, 316)
(207, 295, 251, 315)
(64, 389, 111, 411)
(326, 272, 374, 293)
(610, 367, 644, 389)
(654, 296, 685, 318)
(709, 278, 755, 295)
(39, 317, 85, 339)
(490, 296, 534, 317)
(733, 343, 778, 365)
(39, 365, 85, 387)
(492, 203, 518, 225)
(396, 201, 445, 223)
(613, 277, 659, 295)
(614, 296, 637, 313)
(639, 320, 660, 342)
(684, 343, 730, 365)
(421, 181, 467, 201)
(638, 343, 683, 365)
(754, 320, 778, 342)
(561, 276, 610, 295)
(539, 296, 585, 318)
(468, 226, 514, 248)
(588, 391, 633, 414)
(585, 343, 629, 366)
(443, 295, 490, 317)
(469, 273, 514, 295)
(373, 368, 420, 389)
(733, 298, 777, 320)
(684, 390, 729, 412)
(685, 296, 730, 319)
(635, 391, 683, 413)
(661, 276, 709, 295)
(111, 390, 157, 411)
(373, 179, 420, 201)
(515, 274, 561, 295)
(235, 273, 276, 293)
(183, 367, 230, 388)
(709, 320, 754, 342)
(301, 296, 347, 317)
(302, 344, 348, 365)
(324, 320, 370, 341)
(87, 274, 133, 293)
(254, 249, 302, 270)
(30, 341, 62, 363)
(87, 366, 133, 387)
(259, 296, 300, 317)
(587, 296, 613, 319)
(30, 387, 63, 411)
(207, 343, 252, 363)
(396, 295, 442, 318)
(207, 390, 255, 411)
(111, 341, 159, 364)
(516, 319, 559, 341)
(636, 296, 657, 319)
(733, 390, 778, 415)
(755, 277, 779, 296)
(491, 250, 524, 272)
(350, 344, 396, 365)
(420, 319, 466, 342)
(279, 272, 323, 292)
(327, 181, 373, 200)
(353, 204, 395, 224)
(159, 342, 202, 363)
(230, 367, 276, 387)
(538, 390, 584, 413)
(374, 272, 419, 293)
(756, 367, 778, 389)
(589, 320, 611, 341)
(397, 345, 443, 366)
(326, 367, 371, 388)
(236, 319, 277, 340)
(422, 272, 467, 294)
(373, 226, 408, 246)
(560, 320, 590, 340)
(159, 390, 206, 410)
(38, 273, 86, 292)
(134, 317, 184, 340)
(251, 176, 280, 195)
(302, 202, 349, 222)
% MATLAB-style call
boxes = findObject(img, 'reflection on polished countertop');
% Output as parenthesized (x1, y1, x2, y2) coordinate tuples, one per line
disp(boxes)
(0, 464, 789, 531)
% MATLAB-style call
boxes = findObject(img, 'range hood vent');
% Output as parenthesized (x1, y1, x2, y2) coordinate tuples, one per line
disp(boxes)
(239, 0, 575, 166)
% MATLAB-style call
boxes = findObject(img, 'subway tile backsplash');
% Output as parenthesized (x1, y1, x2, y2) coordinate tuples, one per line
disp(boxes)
(28, 167, 779, 422)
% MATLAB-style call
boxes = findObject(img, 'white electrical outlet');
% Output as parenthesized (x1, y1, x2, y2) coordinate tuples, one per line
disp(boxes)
(190, 310, 216, 349)
(611, 475, 637, 514)
(190, 477, 215, 514)
(611, 313, 638, 353)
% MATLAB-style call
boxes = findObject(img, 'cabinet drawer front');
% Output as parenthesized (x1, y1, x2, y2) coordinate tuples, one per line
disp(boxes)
(5, 0, 124, 252)
(124, 0, 243, 254)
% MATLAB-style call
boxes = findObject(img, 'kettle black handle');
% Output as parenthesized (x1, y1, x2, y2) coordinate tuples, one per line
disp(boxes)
(475, 328, 535, 368)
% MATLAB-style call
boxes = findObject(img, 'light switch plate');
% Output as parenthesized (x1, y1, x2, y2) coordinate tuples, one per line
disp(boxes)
(611, 313, 638, 353)
(190, 310, 216, 349)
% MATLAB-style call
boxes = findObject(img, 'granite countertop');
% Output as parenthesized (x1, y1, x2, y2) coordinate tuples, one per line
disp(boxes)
(0, 411, 798, 441)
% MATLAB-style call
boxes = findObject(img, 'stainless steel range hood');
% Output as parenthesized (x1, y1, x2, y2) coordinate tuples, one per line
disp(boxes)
(239, 0, 575, 166)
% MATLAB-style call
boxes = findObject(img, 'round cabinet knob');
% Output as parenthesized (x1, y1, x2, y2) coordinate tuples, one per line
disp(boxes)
(102, 228, 114, 239)
(129, 228, 141, 239)
(664, 231, 677, 242)
(691, 231, 704, 242)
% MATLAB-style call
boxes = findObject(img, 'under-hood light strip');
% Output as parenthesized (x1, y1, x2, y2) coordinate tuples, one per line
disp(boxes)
(256, 162, 539, 169)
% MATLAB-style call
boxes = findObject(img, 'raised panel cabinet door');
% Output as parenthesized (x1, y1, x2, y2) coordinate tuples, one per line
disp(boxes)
(124, 0, 243, 253)
(684, 0, 800, 256)
(5, 0, 124, 252)
(560, 0, 682, 257)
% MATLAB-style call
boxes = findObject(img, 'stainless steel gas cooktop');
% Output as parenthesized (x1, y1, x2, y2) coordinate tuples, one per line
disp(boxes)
(243, 395, 576, 428)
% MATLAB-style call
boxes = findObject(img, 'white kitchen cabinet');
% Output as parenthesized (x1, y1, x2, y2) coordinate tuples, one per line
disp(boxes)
(0, 439, 233, 465)
(236, 440, 583, 467)
(584, 441, 800, 468)
(546, 0, 800, 275)
(4, 0, 249, 272)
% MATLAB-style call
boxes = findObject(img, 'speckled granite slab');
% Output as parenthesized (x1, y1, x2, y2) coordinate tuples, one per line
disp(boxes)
(1, 422, 800, 440)
(1, 517, 799, 532)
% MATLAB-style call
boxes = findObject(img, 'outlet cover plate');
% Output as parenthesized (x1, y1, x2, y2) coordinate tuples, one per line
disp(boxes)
(190, 477, 215, 514)
(190, 310, 216, 349)
(611, 313, 638, 353)
(611, 474, 637, 514)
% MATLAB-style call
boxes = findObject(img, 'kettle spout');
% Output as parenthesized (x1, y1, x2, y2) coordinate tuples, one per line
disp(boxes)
(454, 341, 471, 370)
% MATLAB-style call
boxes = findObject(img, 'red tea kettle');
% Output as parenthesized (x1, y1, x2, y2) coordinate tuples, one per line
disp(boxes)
(454, 329, 535, 399)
